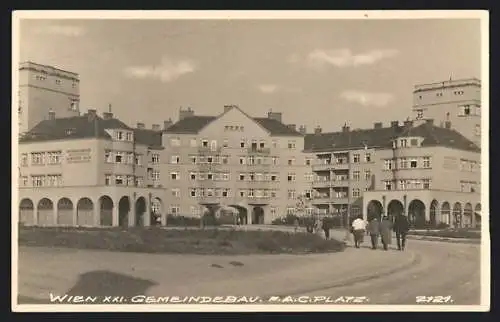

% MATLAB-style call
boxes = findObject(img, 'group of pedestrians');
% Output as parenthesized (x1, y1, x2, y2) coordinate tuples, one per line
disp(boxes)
(350, 214, 410, 251)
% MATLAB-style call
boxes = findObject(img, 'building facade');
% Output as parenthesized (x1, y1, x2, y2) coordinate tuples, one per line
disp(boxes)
(411, 78, 481, 147)
(18, 109, 167, 228)
(18, 62, 81, 134)
(305, 119, 481, 229)
(161, 105, 311, 224)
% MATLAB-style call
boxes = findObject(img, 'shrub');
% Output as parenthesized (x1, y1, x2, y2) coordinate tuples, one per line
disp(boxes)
(166, 214, 200, 227)
(436, 222, 450, 229)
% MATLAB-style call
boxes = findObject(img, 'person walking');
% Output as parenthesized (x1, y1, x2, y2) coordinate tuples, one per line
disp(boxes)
(379, 215, 393, 251)
(393, 213, 410, 251)
(351, 215, 367, 248)
(322, 217, 331, 240)
(366, 217, 380, 250)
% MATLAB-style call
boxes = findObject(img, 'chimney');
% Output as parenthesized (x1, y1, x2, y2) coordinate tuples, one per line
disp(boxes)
(390, 121, 399, 128)
(342, 123, 350, 133)
(48, 110, 56, 120)
(152, 124, 161, 131)
(373, 122, 383, 129)
(224, 105, 236, 113)
(163, 118, 173, 130)
(314, 126, 322, 134)
(298, 125, 307, 134)
(426, 119, 434, 125)
(179, 107, 195, 121)
(404, 120, 413, 128)
(137, 122, 145, 129)
(103, 112, 113, 120)
(267, 109, 282, 123)
(445, 121, 452, 129)
(87, 109, 97, 121)
(287, 124, 296, 131)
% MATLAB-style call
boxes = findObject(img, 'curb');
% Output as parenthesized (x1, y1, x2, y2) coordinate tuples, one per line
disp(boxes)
(268, 250, 421, 297)
(406, 234, 481, 244)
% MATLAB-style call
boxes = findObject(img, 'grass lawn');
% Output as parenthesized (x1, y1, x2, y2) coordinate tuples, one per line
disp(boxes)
(408, 228, 481, 239)
(18, 226, 346, 255)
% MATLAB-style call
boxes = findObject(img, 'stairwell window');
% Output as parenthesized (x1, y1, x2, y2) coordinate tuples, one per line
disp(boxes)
(352, 188, 360, 198)
(364, 170, 371, 180)
(365, 153, 371, 162)
(384, 160, 393, 170)
(352, 171, 360, 181)
(152, 153, 160, 164)
(423, 157, 431, 168)
(423, 179, 431, 189)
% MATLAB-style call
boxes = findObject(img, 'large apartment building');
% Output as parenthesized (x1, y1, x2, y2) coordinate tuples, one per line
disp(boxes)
(18, 62, 81, 134)
(305, 119, 481, 228)
(161, 105, 311, 224)
(18, 109, 167, 227)
(412, 77, 481, 147)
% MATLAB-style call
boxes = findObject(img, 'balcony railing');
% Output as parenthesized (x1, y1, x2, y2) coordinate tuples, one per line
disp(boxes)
(312, 161, 350, 171)
(312, 179, 349, 188)
(198, 146, 223, 155)
(247, 147, 271, 155)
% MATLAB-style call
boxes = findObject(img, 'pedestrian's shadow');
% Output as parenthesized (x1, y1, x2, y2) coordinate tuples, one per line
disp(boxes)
(65, 270, 157, 298)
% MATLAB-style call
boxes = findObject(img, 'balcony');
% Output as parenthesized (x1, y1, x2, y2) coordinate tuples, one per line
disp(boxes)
(312, 179, 349, 188)
(198, 146, 223, 155)
(312, 196, 332, 204)
(331, 180, 349, 187)
(198, 196, 224, 205)
(247, 196, 271, 205)
(312, 163, 332, 172)
(247, 147, 271, 155)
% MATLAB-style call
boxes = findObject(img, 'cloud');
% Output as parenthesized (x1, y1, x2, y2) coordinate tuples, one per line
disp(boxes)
(307, 48, 399, 68)
(35, 25, 85, 37)
(124, 57, 196, 83)
(258, 84, 279, 94)
(340, 90, 394, 107)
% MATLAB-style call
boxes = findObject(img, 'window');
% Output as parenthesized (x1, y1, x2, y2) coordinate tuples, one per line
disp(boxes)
(32, 175, 44, 187)
(305, 190, 312, 199)
(190, 172, 197, 180)
(152, 153, 160, 164)
(31, 153, 44, 165)
(364, 170, 371, 180)
(423, 157, 431, 168)
(400, 139, 408, 148)
(352, 188, 360, 198)
(287, 173, 296, 182)
(464, 105, 471, 115)
(190, 189, 197, 197)
(475, 124, 481, 136)
(270, 207, 277, 217)
(399, 180, 406, 190)
(248, 156, 254, 165)
(171, 172, 179, 180)
(127, 153, 134, 165)
(410, 139, 418, 146)
(305, 158, 311, 166)
(152, 171, 160, 181)
(46, 174, 62, 187)
(207, 173, 213, 180)
(260, 141, 265, 149)
(239, 190, 245, 197)
(116, 131, 123, 140)
(240, 139, 246, 148)
(239, 157, 245, 165)
(287, 190, 296, 199)
(271, 174, 278, 181)
(170, 206, 180, 215)
(353, 154, 360, 163)
(436, 92, 443, 97)
(384, 160, 393, 170)
(223, 139, 229, 148)
(288, 141, 296, 149)
(171, 138, 181, 146)
(272, 140, 278, 148)
(288, 158, 294, 166)
(399, 158, 408, 169)
(248, 189, 254, 198)
(21, 176, 28, 186)
(423, 179, 431, 189)
(46, 151, 61, 165)
(21, 153, 28, 166)
(239, 174, 245, 181)
(135, 177, 144, 187)
(410, 159, 418, 168)
(105, 174, 112, 185)
(115, 175, 124, 185)
(416, 109, 424, 119)
(384, 180, 392, 190)
(55, 79, 61, 85)
(189, 156, 197, 164)
(127, 176, 134, 186)
(304, 173, 314, 182)
(272, 157, 279, 165)
(135, 155, 142, 166)
(105, 150, 112, 163)
(171, 155, 180, 164)
(222, 189, 230, 197)
(126, 132, 133, 141)
(352, 171, 360, 181)
(365, 153, 371, 162)
(171, 188, 180, 198)
(115, 152, 123, 163)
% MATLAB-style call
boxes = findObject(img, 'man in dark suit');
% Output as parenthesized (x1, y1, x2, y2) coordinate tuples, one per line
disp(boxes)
(393, 214, 410, 251)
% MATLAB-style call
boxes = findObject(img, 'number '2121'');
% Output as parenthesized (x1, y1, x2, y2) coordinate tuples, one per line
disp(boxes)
(416, 296, 453, 304)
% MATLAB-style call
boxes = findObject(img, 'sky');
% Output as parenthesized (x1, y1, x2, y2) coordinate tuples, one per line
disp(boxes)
(18, 17, 482, 132)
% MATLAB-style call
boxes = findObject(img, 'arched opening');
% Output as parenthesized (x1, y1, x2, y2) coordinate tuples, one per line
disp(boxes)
(118, 196, 130, 227)
(452, 202, 462, 228)
(19, 198, 34, 226)
(151, 197, 162, 226)
(429, 199, 439, 227)
(99, 196, 113, 226)
(135, 197, 146, 227)
(366, 200, 383, 221)
(76, 198, 94, 226)
(441, 202, 451, 225)
(216, 206, 238, 225)
(474, 203, 481, 228)
(252, 206, 265, 224)
(37, 198, 54, 226)
(408, 199, 426, 229)
(463, 203, 473, 228)
(57, 198, 74, 226)
(387, 199, 404, 223)
(230, 205, 248, 225)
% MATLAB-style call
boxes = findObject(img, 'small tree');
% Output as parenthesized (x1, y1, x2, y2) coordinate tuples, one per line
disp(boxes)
(295, 194, 314, 233)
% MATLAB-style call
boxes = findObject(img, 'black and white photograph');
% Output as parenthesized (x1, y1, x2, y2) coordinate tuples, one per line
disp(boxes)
(12, 10, 489, 312)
